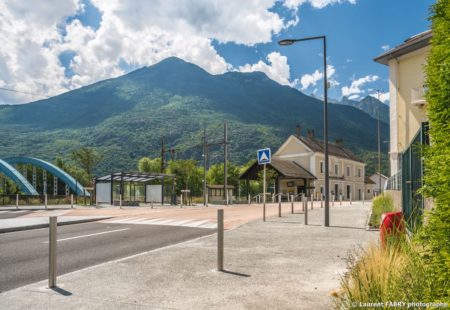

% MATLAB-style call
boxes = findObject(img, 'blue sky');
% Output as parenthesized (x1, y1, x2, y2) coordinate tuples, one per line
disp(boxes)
(0, 0, 434, 104)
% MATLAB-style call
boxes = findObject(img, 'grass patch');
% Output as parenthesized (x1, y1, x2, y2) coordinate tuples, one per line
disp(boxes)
(335, 239, 432, 308)
(368, 194, 394, 227)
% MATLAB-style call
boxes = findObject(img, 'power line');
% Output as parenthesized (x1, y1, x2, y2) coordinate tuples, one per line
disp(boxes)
(0, 87, 51, 99)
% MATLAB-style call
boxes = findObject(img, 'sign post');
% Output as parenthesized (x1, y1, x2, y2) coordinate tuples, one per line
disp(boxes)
(257, 148, 271, 222)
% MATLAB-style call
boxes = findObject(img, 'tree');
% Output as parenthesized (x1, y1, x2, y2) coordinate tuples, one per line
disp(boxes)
(207, 163, 240, 188)
(138, 157, 161, 173)
(167, 159, 202, 195)
(71, 147, 102, 183)
(419, 0, 450, 300)
(55, 156, 90, 186)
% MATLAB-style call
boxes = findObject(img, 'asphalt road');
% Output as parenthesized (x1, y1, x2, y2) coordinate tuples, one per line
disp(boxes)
(0, 222, 215, 292)
(0, 210, 32, 219)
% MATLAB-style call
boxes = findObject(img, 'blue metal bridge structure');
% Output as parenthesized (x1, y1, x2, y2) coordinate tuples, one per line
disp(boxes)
(0, 157, 90, 196)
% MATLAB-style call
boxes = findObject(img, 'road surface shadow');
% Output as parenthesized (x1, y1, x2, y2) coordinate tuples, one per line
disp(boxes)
(331, 225, 366, 230)
(51, 286, 72, 296)
(221, 270, 251, 277)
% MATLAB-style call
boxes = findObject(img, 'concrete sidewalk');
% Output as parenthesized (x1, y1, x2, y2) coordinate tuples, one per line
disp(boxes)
(0, 202, 376, 310)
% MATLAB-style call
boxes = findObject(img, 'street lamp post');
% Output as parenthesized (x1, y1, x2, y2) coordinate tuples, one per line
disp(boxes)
(278, 35, 330, 227)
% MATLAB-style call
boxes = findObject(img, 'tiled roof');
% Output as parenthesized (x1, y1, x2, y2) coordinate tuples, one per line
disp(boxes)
(365, 176, 376, 185)
(270, 158, 316, 179)
(293, 135, 364, 163)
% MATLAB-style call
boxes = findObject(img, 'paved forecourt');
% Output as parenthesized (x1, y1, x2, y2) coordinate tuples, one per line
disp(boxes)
(0, 202, 376, 309)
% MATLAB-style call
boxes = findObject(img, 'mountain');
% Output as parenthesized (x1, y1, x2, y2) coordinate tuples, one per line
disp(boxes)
(335, 95, 389, 124)
(0, 57, 389, 175)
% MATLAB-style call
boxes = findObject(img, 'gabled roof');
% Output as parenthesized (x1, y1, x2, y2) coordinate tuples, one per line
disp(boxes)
(365, 176, 376, 185)
(271, 158, 316, 179)
(291, 135, 364, 163)
(374, 30, 432, 65)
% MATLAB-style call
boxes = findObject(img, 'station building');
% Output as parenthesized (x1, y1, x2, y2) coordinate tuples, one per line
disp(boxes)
(241, 128, 371, 201)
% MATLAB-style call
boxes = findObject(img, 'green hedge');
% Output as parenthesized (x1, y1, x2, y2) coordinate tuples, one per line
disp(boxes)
(418, 0, 450, 301)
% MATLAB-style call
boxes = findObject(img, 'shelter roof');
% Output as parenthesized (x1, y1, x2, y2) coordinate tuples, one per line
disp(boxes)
(96, 171, 175, 183)
(239, 158, 316, 180)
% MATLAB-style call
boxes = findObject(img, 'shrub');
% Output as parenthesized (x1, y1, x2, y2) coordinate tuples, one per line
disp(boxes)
(336, 240, 431, 308)
(368, 194, 394, 227)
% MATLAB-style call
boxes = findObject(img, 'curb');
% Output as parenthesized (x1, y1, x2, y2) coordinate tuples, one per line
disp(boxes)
(0, 217, 113, 234)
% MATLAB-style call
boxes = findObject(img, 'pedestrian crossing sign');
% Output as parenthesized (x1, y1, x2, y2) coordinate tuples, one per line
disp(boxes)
(257, 148, 271, 164)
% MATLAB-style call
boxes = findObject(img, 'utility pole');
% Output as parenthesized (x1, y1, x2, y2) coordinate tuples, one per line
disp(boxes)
(223, 122, 228, 205)
(160, 136, 165, 173)
(377, 90, 382, 195)
(169, 148, 176, 161)
(203, 123, 208, 206)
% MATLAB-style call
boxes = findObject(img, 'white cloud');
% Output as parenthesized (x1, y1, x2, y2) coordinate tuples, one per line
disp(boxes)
(300, 70, 323, 90)
(381, 45, 390, 51)
(284, 0, 356, 10)
(370, 91, 389, 103)
(239, 52, 294, 86)
(0, 0, 354, 104)
(348, 94, 360, 100)
(300, 65, 338, 90)
(341, 75, 379, 97)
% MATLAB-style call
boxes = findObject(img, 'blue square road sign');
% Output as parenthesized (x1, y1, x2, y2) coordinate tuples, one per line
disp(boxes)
(257, 148, 271, 165)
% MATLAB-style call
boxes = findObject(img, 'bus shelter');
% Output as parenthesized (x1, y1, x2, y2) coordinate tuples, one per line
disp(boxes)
(95, 172, 175, 206)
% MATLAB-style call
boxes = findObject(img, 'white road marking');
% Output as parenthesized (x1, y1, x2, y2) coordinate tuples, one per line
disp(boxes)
(43, 228, 129, 243)
(103, 217, 216, 229)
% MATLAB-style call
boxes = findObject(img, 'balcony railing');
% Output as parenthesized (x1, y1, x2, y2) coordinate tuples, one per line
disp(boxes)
(411, 85, 427, 106)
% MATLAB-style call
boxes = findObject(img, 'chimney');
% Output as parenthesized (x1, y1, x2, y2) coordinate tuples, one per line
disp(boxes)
(308, 129, 315, 140)
(336, 139, 344, 147)
(295, 124, 301, 137)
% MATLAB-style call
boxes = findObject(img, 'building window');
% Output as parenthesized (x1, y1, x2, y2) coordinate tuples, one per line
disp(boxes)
(358, 168, 361, 177)
(346, 166, 350, 177)
(335, 164, 339, 175)
(368, 189, 370, 193)
(320, 161, 324, 173)
(320, 186, 324, 194)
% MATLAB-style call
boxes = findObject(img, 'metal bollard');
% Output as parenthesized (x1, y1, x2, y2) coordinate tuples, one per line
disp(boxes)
(206, 193, 209, 207)
(310, 195, 313, 210)
(301, 194, 305, 212)
(362, 192, 365, 205)
(248, 194, 251, 205)
(332, 194, 335, 206)
(304, 196, 308, 225)
(49, 216, 57, 288)
(71, 194, 74, 208)
(321, 194, 323, 208)
(151, 199, 154, 209)
(217, 209, 224, 271)
(45, 194, 48, 209)
(263, 202, 266, 222)
(291, 195, 294, 214)
(180, 194, 183, 208)
(278, 196, 281, 218)
(16, 194, 19, 209)
(340, 194, 342, 206)
(119, 194, 122, 209)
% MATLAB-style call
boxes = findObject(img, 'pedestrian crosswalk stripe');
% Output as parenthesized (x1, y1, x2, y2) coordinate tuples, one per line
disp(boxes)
(103, 217, 216, 229)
